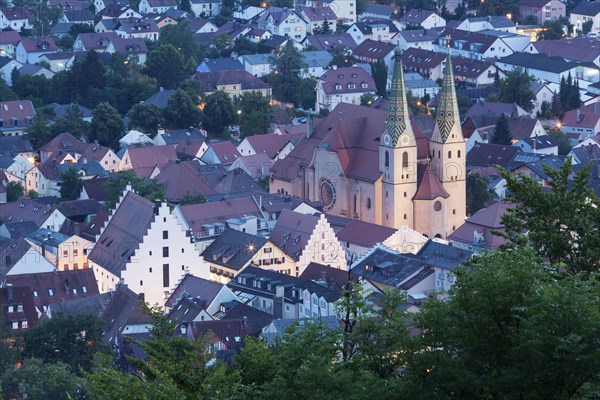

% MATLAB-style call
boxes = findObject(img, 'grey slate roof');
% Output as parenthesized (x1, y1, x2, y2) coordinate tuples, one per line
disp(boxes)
(201, 228, 268, 271)
(497, 52, 596, 74)
(143, 88, 176, 109)
(571, 1, 600, 16)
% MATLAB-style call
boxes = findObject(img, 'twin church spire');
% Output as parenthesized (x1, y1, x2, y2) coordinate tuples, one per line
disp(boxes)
(434, 52, 461, 143)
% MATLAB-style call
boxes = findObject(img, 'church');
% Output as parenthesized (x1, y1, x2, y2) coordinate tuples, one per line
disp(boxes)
(271, 49, 466, 239)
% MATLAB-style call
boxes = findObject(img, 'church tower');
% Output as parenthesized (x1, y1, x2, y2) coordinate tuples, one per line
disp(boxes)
(430, 52, 467, 237)
(380, 49, 418, 230)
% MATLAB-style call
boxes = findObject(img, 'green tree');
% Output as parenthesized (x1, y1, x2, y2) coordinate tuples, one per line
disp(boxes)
(23, 313, 106, 373)
(27, 189, 39, 199)
(360, 93, 376, 106)
(180, 0, 191, 12)
(59, 167, 83, 200)
(213, 6, 233, 26)
(0, 79, 17, 101)
(498, 67, 536, 112)
(466, 173, 496, 215)
(178, 192, 209, 205)
(371, 59, 388, 97)
(69, 22, 94, 37)
(299, 77, 317, 110)
(105, 170, 166, 209)
(233, 37, 259, 55)
(491, 113, 513, 145)
(498, 158, 600, 275)
(236, 91, 273, 137)
(202, 90, 235, 135)
(52, 104, 91, 138)
(537, 18, 567, 40)
(212, 32, 233, 54)
(329, 44, 356, 67)
(27, 114, 54, 149)
(88, 102, 125, 150)
(162, 88, 203, 129)
(553, 73, 581, 118)
(12, 75, 52, 106)
(356, 0, 368, 15)
(314, 19, 332, 35)
(265, 41, 307, 106)
(32, 3, 62, 36)
(547, 127, 572, 155)
(128, 103, 164, 135)
(56, 33, 74, 49)
(144, 44, 186, 89)
(157, 21, 203, 63)
(582, 19, 593, 34)
(6, 181, 24, 202)
(1, 358, 85, 400)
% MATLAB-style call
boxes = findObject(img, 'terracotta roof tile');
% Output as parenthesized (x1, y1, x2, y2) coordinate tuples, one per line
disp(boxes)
(413, 164, 449, 200)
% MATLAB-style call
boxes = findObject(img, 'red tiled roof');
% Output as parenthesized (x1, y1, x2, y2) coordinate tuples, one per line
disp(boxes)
(0, 286, 38, 330)
(0, 197, 59, 228)
(413, 164, 449, 200)
(562, 103, 600, 129)
(243, 132, 303, 159)
(1, 6, 31, 21)
(336, 219, 396, 248)
(269, 209, 319, 260)
(302, 6, 337, 21)
(466, 142, 520, 169)
(75, 32, 119, 50)
(0, 30, 20, 45)
(124, 145, 177, 178)
(154, 160, 217, 202)
(353, 39, 396, 61)
(19, 37, 58, 53)
(448, 201, 514, 249)
(0, 100, 36, 130)
(209, 141, 241, 164)
(319, 66, 376, 95)
(164, 274, 223, 309)
(507, 116, 538, 140)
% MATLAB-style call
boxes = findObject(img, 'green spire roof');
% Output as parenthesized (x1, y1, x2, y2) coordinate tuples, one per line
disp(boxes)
(435, 53, 461, 143)
(384, 49, 414, 148)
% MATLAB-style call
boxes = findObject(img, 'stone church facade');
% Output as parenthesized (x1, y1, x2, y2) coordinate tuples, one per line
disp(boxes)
(271, 50, 466, 239)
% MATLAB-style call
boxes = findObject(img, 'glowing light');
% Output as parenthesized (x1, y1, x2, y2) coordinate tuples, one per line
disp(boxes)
(248, 244, 255, 251)
(506, 13, 512, 20)
(556, 122, 562, 129)
(237, 109, 242, 115)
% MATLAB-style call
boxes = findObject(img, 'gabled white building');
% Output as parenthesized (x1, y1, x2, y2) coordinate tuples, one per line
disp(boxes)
(138, 0, 177, 14)
(88, 188, 210, 306)
(256, 7, 307, 42)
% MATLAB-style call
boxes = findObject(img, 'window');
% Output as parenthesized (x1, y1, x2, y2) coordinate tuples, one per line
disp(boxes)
(63, 250, 68, 257)
(33, 291, 38, 297)
(140, 280, 143, 286)
(73, 288, 78, 294)
(434, 201, 442, 212)
(21, 320, 28, 329)
(457, 150, 461, 158)
(12, 322, 18, 330)
(73, 249, 78, 256)
(448, 151, 452, 158)
(348, 83, 355, 89)
(149, 267, 153, 273)
(163, 230, 168, 239)
(73, 263, 78, 269)
(7, 305, 14, 313)
(384, 151, 389, 167)
(163, 247, 169, 257)
(366, 197, 371, 209)
(82, 286, 87, 294)
(163, 264, 170, 287)
(48, 289, 54, 296)
(149, 251, 152, 256)
(402, 151, 408, 168)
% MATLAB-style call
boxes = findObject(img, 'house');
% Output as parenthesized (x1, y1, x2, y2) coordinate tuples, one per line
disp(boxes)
(301, 33, 357, 52)
(346, 18, 399, 45)
(270, 209, 346, 275)
(99, 5, 141, 19)
(173, 195, 267, 252)
(261, 316, 340, 344)
(256, 6, 307, 42)
(301, 50, 333, 78)
(105, 37, 148, 65)
(227, 153, 274, 179)
(529, 81, 554, 116)
(510, 155, 565, 187)
(200, 141, 241, 166)
(466, 143, 520, 171)
(0, 197, 66, 231)
(39, 132, 120, 170)
(118, 129, 153, 148)
(27, 160, 109, 197)
(25, 228, 92, 270)
(568, 140, 600, 164)
(401, 48, 446, 81)
(0, 237, 57, 276)
(519, 0, 565, 24)
(73, 32, 120, 52)
(495, 52, 600, 84)
(238, 53, 273, 77)
(15, 37, 59, 64)
(192, 70, 272, 98)
(138, 0, 177, 14)
(456, 16, 517, 33)
(0, 285, 38, 331)
(244, 27, 272, 43)
(513, 134, 557, 155)
(237, 132, 303, 160)
(0, 56, 22, 85)
(0, 7, 33, 31)
(60, 9, 94, 25)
(570, 1, 600, 34)
(0, 100, 36, 136)
(153, 9, 189, 27)
(301, 6, 337, 35)
(198, 164, 266, 198)
(227, 266, 341, 319)
(202, 228, 295, 283)
(452, 56, 501, 86)
(88, 188, 210, 306)
(38, 52, 80, 72)
(17, 64, 55, 80)
(315, 66, 376, 113)
(118, 144, 177, 177)
(462, 101, 528, 140)
(399, 8, 446, 30)
(561, 103, 600, 144)
(114, 17, 160, 41)
(164, 273, 239, 315)
(142, 87, 176, 109)
(306, 0, 356, 24)
(352, 39, 396, 72)
(525, 37, 600, 68)
(396, 28, 442, 52)
(187, 17, 217, 33)
(196, 57, 244, 73)
(4, 154, 34, 186)
(0, 30, 20, 58)
(362, 4, 396, 19)
(46, 103, 93, 123)
(4, 269, 99, 317)
(434, 28, 513, 60)
(190, 0, 220, 18)
(336, 219, 396, 257)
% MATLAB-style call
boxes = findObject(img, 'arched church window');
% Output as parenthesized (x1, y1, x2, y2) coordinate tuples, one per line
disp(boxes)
(438, 151, 441, 158)
(457, 150, 461, 158)
(367, 197, 371, 209)
(385, 151, 389, 167)
(402, 152, 408, 168)
(448, 151, 452, 159)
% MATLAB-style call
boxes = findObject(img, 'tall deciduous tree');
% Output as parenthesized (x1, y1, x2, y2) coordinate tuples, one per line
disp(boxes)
(88, 102, 125, 150)
(6, 181, 24, 202)
(371, 59, 388, 97)
(27, 114, 54, 149)
(498, 67, 536, 112)
(265, 41, 307, 106)
(491, 113, 512, 144)
(144, 44, 186, 89)
(329, 44, 356, 67)
(59, 167, 83, 200)
(202, 90, 235, 135)
(236, 91, 273, 137)
(498, 158, 600, 275)
(105, 170, 166, 209)
(162, 88, 203, 129)
(128, 103, 164, 135)
(466, 173, 496, 215)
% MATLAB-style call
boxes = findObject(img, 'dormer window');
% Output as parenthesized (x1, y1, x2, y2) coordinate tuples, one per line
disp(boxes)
(335, 84, 342, 90)
(348, 83, 355, 89)
(361, 83, 368, 88)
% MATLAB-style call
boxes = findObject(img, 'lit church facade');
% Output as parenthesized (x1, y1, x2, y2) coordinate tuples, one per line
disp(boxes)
(271, 50, 466, 239)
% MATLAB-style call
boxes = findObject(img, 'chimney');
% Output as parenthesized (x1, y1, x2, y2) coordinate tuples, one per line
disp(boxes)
(320, 270, 327, 282)
(532, 136, 537, 152)
(306, 116, 314, 139)
(242, 316, 248, 327)
(576, 109, 581, 122)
